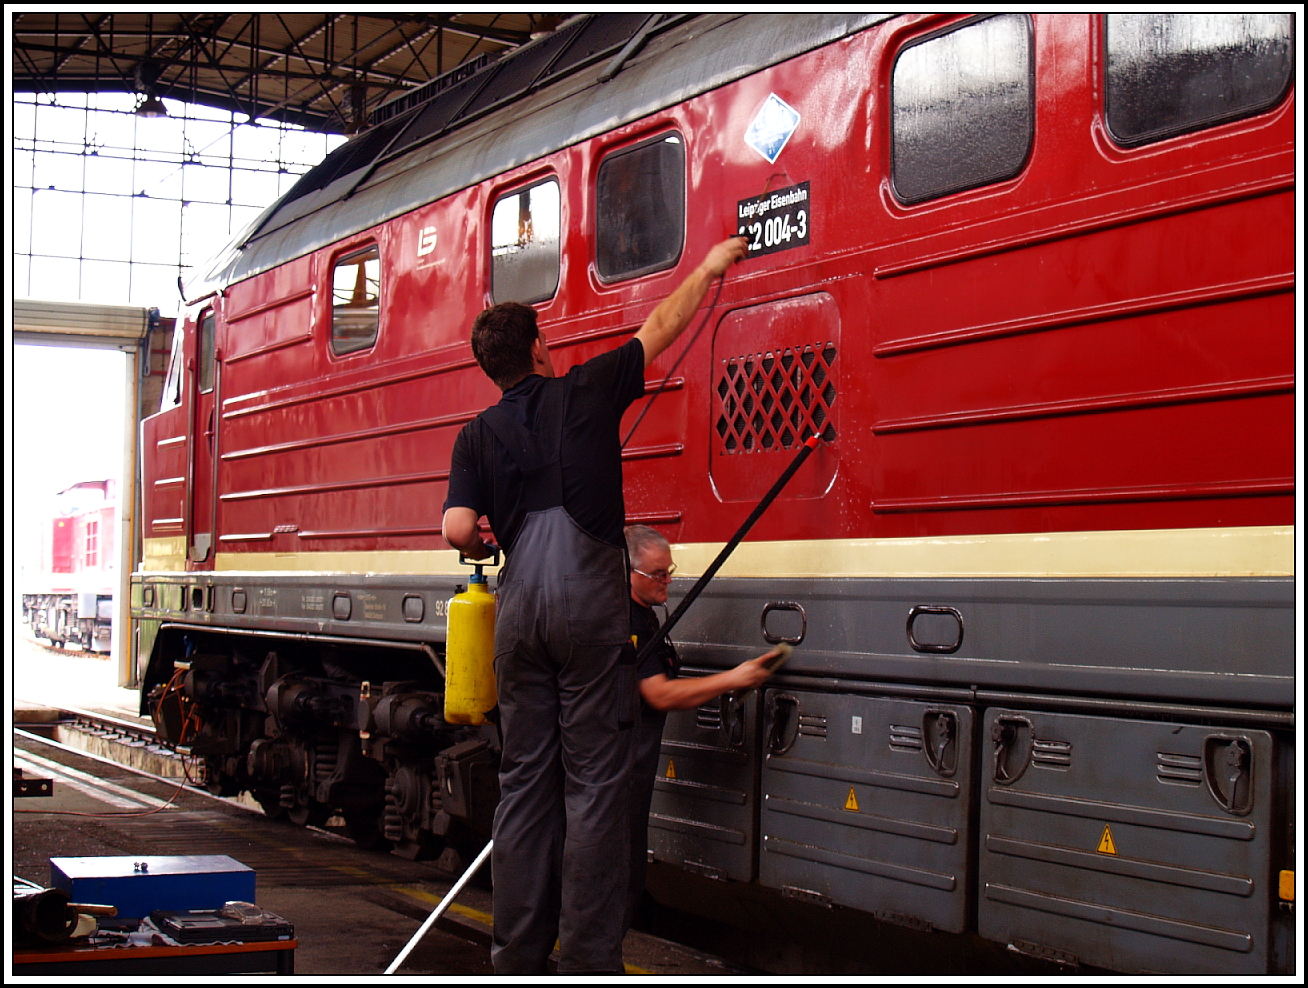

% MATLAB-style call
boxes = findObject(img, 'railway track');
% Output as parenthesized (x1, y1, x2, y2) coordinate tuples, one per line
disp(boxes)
(25, 632, 111, 660)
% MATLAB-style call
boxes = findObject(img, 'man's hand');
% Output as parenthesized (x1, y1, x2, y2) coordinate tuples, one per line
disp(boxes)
(702, 235, 749, 278)
(635, 236, 749, 367)
(727, 651, 777, 691)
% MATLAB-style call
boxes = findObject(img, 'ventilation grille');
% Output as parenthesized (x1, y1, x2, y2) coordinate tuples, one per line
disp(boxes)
(798, 713, 828, 738)
(1157, 750, 1203, 786)
(696, 704, 722, 730)
(715, 343, 837, 453)
(889, 724, 923, 752)
(1031, 738, 1072, 770)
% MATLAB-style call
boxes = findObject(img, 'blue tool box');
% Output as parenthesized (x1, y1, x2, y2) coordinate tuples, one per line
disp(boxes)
(50, 855, 256, 920)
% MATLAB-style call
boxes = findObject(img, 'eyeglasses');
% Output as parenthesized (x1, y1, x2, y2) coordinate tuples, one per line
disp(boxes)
(632, 564, 677, 582)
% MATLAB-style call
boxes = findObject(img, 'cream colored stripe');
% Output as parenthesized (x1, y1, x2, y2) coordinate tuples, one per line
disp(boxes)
(203, 526, 1292, 579)
(670, 526, 1294, 579)
(141, 536, 186, 571)
(214, 548, 467, 574)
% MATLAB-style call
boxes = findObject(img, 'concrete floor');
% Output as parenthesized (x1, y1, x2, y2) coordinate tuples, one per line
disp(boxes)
(10, 637, 740, 977)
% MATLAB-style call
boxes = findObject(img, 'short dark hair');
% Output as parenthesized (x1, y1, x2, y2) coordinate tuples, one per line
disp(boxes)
(471, 302, 538, 390)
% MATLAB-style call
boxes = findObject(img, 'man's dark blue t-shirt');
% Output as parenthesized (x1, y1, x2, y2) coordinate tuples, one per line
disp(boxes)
(444, 338, 646, 554)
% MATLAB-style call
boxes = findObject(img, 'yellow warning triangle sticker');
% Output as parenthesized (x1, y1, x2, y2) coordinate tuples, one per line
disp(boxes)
(665, 759, 676, 779)
(1097, 824, 1117, 855)
(844, 787, 859, 812)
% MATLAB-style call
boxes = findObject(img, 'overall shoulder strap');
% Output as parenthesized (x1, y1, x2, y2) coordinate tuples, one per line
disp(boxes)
(477, 380, 567, 507)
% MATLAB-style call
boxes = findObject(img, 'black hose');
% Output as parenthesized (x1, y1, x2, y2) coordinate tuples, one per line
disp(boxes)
(636, 433, 821, 666)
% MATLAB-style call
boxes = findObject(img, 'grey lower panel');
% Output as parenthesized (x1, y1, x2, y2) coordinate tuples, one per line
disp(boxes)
(978, 707, 1275, 974)
(134, 574, 1295, 712)
(132, 571, 463, 645)
(759, 690, 973, 933)
(649, 691, 759, 882)
(667, 576, 1293, 710)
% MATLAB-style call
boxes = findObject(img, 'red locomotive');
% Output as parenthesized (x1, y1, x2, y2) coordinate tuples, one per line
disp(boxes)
(25, 480, 117, 653)
(131, 14, 1295, 973)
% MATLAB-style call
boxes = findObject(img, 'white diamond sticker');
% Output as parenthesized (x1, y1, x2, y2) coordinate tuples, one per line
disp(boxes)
(744, 93, 800, 164)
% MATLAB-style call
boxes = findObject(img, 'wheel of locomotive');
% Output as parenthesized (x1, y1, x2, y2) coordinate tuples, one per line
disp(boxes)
(254, 788, 286, 820)
(202, 759, 241, 797)
(344, 807, 391, 851)
(286, 798, 331, 828)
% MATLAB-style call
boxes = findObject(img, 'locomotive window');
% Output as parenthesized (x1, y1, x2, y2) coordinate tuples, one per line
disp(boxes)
(331, 245, 381, 355)
(160, 323, 184, 410)
(891, 14, 1033, 205)
(491, 179, 561, 304)
(198, 310, 216, 393)
(1104, 14, 1293, 147)
(85, 520, 99, 568)
(595, 133, 685, 282)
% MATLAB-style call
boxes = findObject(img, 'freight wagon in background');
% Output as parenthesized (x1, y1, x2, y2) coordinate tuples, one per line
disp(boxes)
(24, 480, 117, 653)
(129, 14, 1295, 974)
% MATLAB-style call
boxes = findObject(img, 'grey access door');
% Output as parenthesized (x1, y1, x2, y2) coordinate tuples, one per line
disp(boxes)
(759, 689, 975, 932)
(979, 708, 1278, 974)
(648, 689, 760, 882)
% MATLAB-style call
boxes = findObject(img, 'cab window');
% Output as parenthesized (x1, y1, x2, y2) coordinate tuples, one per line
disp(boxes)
(160, 322, 184, 410)
(198, 310, 216, 393)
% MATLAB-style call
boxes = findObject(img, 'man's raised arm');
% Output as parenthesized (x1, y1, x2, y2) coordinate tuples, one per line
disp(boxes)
(634, 236, 747, 368)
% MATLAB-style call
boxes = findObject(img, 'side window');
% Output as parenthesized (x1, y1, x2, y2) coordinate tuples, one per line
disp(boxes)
(331, 245, 381, 355)
(891, 14, 1033, 205)
(198, 310, 216, 393)
(160, 322, 184, 410)
(596, 133, 685, 282)
(85, 520, 99, 568)
(491, 179, 561, 304)
(1104, 14, 1293, 147)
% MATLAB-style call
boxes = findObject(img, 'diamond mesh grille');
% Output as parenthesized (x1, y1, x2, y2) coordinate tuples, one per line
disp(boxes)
(715, 343, 837, 453)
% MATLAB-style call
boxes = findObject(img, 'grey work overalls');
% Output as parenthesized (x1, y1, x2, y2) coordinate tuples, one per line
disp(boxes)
(480, 379, 637, 975)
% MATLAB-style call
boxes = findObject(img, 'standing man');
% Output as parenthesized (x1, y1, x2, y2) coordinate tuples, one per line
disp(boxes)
(442, 236, 748, 975)
(622, 525, 778, 937)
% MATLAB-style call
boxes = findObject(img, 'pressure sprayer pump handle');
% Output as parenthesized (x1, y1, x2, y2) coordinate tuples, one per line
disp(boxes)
(458, 544, 501, 582)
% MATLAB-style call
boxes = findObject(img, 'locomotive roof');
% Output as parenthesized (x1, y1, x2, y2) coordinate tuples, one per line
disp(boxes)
(182, 13, 891, 305)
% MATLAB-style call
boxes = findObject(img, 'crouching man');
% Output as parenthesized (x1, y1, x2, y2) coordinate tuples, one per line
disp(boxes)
(622, 524, 779, 936)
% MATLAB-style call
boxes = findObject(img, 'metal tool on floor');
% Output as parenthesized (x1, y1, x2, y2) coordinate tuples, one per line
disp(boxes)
(385, 840, 493, 974)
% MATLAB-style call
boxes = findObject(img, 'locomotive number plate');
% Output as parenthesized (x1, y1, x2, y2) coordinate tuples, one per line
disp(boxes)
(737, 181, 810, 257)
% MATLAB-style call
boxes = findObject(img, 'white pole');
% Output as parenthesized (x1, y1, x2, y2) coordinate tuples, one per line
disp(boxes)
(114, 343, 140, 688)
(385, 839, 493, 974)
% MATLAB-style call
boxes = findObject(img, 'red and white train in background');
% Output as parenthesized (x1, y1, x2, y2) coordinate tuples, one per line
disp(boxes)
(24, 480, 117, 653)
(130, 15, 1295, 974)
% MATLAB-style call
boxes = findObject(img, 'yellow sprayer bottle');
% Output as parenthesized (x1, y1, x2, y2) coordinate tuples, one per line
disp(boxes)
(444, 562, 497, 725)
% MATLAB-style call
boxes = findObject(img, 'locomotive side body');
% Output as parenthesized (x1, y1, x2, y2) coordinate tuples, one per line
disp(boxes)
(131, 14, 1295, 972)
